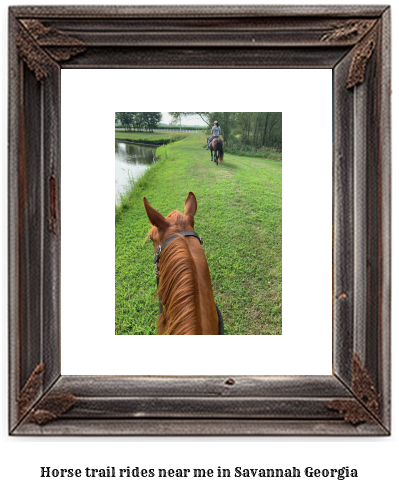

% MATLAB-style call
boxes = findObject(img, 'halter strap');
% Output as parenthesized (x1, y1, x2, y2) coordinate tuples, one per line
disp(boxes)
(154, 230, 203, 316)
(153, 231, 203, 264)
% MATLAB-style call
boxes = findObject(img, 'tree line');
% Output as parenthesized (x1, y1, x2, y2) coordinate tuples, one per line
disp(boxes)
(115, 112, 162, 132)
(115, 112, 282, 149)
(169, 112, 282, 149)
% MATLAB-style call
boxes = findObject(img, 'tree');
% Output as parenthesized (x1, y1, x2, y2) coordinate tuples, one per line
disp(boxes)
(142, 112, 162, 131)
(115, 112, 164, 132)
(261, 112, 282, 148)
(236, 112, 254, 145)
(168, 112, 183, 130)
(133, 112, 145, 131)
(233, 112, 282, 148)
(115, 112, 134, 131)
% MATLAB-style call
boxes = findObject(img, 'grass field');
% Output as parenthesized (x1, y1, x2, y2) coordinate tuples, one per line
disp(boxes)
(115, 130, 185, 146)
(224, 144, 282, 161)
(115, 132, 282, 335)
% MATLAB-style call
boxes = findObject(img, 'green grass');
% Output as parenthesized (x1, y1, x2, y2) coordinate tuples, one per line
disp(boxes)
(115, 130, 185, 146)
(224, 143, 282, 161)
(115, 133, 282, 335)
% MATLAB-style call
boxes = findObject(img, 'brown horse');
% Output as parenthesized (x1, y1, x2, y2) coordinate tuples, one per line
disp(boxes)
(143, 192, 221, 335)
(209, 137, 224, 165)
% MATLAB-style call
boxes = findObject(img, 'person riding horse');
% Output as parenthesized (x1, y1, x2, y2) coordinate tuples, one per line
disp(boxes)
(207, 121, 221, 156)
(207, 121, 224, 164)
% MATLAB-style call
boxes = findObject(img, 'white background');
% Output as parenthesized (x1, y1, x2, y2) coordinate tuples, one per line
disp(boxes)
(1, 1, 398, 491)
(61, 68, 332, 376)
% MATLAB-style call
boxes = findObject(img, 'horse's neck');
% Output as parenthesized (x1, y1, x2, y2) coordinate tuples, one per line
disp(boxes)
(158, 236, 219, 335)
(185, 237, 219, 335)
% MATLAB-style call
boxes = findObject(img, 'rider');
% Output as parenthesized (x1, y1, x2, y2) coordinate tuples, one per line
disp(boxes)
(207, 121, 221, 150)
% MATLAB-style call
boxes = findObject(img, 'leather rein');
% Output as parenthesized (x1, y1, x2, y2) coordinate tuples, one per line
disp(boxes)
(153, 231, 224, 334)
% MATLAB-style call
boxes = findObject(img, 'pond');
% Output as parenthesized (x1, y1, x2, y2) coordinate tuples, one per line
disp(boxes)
(115, 141, 156, 204)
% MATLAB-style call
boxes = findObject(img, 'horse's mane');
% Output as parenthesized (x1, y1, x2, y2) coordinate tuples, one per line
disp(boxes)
(157, 235, 201, 335)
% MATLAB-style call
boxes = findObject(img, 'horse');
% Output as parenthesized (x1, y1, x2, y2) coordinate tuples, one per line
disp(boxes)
(209, 137, 224, 165)
(143, 191, 223, 335)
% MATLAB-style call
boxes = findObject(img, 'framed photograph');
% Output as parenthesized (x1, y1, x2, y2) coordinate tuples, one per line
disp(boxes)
(61, 69, 331, 377)
(9, 5, 391, 435)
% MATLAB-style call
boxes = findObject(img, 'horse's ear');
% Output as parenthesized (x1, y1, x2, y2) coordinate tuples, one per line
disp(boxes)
(184, 191, 197, 217)
(143, 197, 167, 229)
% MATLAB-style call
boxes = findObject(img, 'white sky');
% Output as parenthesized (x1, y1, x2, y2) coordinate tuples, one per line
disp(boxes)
(161, 112, 207, 125)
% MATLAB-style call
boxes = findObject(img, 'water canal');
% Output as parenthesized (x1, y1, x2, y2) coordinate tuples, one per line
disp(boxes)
(115, 141, 156, 204)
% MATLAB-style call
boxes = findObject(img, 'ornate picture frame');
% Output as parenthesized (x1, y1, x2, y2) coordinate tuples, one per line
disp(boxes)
(9, 5, 391, 435)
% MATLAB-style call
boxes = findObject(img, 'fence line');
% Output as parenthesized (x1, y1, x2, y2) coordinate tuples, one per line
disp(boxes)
(115, 128, 202, 133)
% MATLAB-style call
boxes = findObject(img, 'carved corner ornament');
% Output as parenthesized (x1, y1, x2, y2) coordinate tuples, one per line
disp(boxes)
(18, 363, 45, 419)
(18, 363, 76, 425)
(28, 393, 77, 425)
(346, 28, 378, 88)
(328, 353, 380, 425)
(17, 19, 85, 81)
(320, 20, 378, 89)
(320, 19, 376, 43)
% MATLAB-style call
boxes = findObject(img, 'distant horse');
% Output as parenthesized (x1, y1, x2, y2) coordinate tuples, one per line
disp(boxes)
(143, 191, 223, 335)
(209, 137, 224, 165)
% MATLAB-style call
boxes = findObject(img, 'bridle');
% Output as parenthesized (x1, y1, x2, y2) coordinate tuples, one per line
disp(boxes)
(152, 230, 224, 334)
(153, 230, 203, 279)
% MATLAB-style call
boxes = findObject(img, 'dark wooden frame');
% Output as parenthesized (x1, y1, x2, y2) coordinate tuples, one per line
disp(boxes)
(9, 5, 391, 436)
